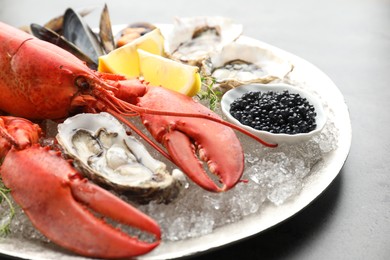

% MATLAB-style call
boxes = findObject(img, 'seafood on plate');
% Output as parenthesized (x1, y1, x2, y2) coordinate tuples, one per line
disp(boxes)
(0, 17, 277, 258)
(165, 16, 243, 66)
(202, 37, 294, 92)
(57, 112, 184, 204)
(0, 20, 276, 192)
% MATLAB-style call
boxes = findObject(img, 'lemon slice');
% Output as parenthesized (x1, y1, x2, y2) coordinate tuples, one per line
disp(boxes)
(137, 49, 201, 96)
(98, 28, 165, 77)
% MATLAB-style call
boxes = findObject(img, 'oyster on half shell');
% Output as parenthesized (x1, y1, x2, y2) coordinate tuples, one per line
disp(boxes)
(202, 37, 294, 92)
(166, 16, 243, 66)
(56, 112, 183, 204)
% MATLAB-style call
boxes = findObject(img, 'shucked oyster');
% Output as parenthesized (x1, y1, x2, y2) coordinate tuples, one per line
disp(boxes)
(57, 112, 183, 204)
(166, 16, 243, 66)
(202, 37, 294, 92)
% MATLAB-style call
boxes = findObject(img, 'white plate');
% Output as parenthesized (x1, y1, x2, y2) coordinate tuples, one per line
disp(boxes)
(0, 27, 351, 260)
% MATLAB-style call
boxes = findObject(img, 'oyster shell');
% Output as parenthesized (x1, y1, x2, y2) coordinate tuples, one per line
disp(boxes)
(57, 112, 183, 204)
(202, 37, 294, 92)
(166, 16, 243, 66)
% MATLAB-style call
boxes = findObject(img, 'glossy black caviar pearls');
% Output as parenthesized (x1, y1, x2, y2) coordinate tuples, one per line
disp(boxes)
(229, 90, 317, 134)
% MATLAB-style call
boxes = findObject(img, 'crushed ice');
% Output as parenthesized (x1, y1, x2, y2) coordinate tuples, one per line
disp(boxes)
(136, 118, 338, 240)
(0, 102, 339, 244)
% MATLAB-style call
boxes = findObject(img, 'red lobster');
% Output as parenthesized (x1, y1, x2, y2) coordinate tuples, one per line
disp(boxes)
(0, 117, 161, 258)
(0, 21, 276, 258)
(0, 21, 275, 192)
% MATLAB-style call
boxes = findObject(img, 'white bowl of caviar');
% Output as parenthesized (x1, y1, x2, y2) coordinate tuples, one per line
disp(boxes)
(221, 83, 327, 145)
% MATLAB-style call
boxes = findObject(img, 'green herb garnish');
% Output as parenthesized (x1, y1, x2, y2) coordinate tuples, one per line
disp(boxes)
(197, 76, 222, 111)
(0, 181, 15, 236)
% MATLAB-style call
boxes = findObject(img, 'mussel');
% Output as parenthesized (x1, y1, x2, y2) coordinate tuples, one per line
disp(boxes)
(62, 8, 105, 65)
(30, 6, 117, 69)
(99, 4, 115, 53)
(43, 7, 96, 35)
(30, 23, 98, 69)
(30, 4, 157, 69)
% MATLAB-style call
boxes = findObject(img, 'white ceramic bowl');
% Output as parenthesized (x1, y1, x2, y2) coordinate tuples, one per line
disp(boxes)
(221, 83, 327, 144)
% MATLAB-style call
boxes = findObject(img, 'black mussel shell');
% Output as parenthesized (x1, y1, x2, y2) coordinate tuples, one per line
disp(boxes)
(99, 4, 115, 53)
(43, 7, 96, 35)
(63, 8, 105, 65)
(30, 23, 98, 70)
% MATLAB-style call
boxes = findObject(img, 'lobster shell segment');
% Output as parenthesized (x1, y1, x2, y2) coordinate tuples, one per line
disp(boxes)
(0, 145, 160, 259)
(0, 116, 41, 157)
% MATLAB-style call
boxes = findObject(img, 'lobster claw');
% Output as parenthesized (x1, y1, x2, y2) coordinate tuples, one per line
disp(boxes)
(0, 145, 160, 259)
(137, 86, 244, 192)
(163, 121, 244, 192)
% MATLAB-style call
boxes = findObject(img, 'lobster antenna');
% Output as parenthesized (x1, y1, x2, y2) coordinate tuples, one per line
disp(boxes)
(100, 91, 277, 148)
(93, 77, 278, 148)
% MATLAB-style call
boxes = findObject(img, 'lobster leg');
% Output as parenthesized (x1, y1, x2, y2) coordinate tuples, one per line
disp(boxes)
(0, 145, 160, 259)
(0, 116, 41, 157)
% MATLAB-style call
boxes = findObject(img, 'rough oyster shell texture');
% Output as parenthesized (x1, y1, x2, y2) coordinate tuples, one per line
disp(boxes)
(164, 16, 293, 92)
(202, 36, 294, 92)
(56, 112, 183, 204)
(165, 16, 243, 66)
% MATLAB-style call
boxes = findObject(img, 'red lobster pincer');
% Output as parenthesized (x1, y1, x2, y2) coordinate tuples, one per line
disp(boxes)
(0, 116, 161, 258)
(0, 21, 276, 193)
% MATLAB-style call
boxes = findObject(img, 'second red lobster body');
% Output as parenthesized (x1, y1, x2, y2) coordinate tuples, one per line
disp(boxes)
(0, 117, 161, 258)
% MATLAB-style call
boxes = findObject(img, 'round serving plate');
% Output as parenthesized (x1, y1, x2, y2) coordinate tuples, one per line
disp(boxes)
(0, 25, 351, 260)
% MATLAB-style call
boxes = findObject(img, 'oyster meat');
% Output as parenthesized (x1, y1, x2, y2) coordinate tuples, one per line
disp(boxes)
(115, 22, 157, 47)
(57, 112, 183, 204)
(202, 37, 294, 92)
(166, 16, 243, 66)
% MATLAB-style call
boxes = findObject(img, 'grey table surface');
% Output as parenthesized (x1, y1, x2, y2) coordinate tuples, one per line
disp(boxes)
(0, 0, 389, 259)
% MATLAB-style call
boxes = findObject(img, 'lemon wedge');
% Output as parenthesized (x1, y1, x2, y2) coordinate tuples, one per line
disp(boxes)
(98, 28, 165, 77)
(137, 49, 201, 96)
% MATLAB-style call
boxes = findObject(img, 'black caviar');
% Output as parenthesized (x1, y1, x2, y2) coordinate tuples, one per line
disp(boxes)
(229, 90, 317, 134)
